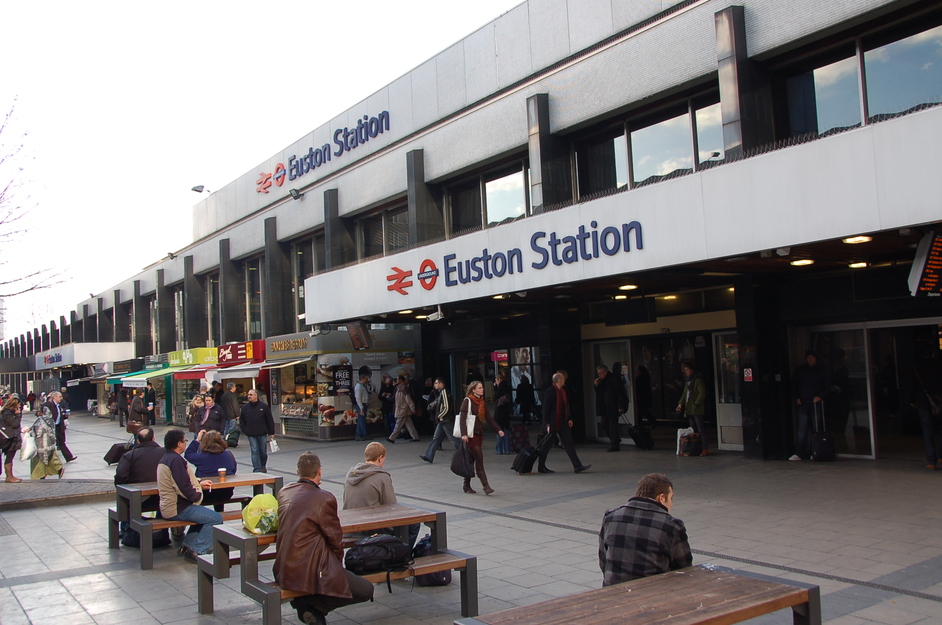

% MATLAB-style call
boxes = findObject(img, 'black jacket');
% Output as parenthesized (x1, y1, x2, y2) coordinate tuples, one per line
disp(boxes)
(198, 404, 227, 434)
(240, 400, 275, 437)
(114, 441, 165, 485)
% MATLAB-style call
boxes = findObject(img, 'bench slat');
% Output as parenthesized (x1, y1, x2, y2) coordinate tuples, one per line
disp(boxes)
(360, 552, 469, 584)
(146, 509, 243, 530)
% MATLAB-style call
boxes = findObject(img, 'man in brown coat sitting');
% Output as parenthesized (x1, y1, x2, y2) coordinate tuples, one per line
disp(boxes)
(274, 451, 373, 625)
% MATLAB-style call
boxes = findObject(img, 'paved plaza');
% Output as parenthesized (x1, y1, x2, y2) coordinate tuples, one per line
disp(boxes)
(1, 412, 941, 625)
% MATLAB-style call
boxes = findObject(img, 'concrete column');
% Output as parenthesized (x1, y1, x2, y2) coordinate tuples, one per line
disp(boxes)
(183, 255, 208, 348)
(133, 280, 151, 357)
(323, 188, 355, 269)
(155, 269, 176, 353)
(527, 93, 573, 212)
(407, 149, 444, 245)
(59, 316, 70, 346)
(263, 217, 292, 337)
(71, 310, 84, 344)
(715, 6, 774, 158)
(114, 291, 131, 342)
(98, 298, 114, 342)
(41, 324, 50, 352)
(218, 239, 245, 344)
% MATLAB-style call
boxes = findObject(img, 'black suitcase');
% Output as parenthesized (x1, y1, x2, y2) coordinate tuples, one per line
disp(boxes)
(511, 445, 539, 475)
(104, 443, 129, 465)
(626, 421, 654, 450)
(811, 402, 835, 462)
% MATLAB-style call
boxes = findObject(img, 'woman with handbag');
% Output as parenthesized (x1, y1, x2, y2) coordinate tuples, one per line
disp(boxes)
(459, 381, 505, 495)
(1, 396, 24, 482)
(29, 407, 65, 480)
(493, 372, 512, 455)
(188, 395, 205, 433)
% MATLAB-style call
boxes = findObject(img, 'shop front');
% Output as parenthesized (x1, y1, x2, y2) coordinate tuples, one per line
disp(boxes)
(35, 343, 136, 414)
(265, 328, 419, 441)
(167, 348, 219, 426)
(213, 340, 268, 412)
(66, 363, 116, 415)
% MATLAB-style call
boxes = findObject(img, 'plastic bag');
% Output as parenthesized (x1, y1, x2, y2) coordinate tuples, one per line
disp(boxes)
(242, 493, 279, 534)
(19, 432, 36, 462)
(268, 438, 280, 454)
(676, 427, 694, 455)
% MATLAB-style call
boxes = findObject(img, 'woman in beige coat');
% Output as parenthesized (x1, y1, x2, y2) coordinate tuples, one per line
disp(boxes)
(386, 376, 420, 443)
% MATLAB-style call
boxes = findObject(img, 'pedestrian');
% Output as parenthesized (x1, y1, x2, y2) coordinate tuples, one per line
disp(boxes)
(420, 377, 460, 463)
(29, 406, 65, 479)
(353, 373, 370, 441)
(599, 473, 692, 585)
(457, 380, 505, 495)
(128, 389, 149, 432)
(378, 376, 396, 436)
(493, 371, 512, 455)
(676, 362, 709, 457)
(538, 372, 591, 475)
(219, 382, 241, 439)
(145, 381, 158, 426)
(239, 388, 275, 473)
(197, 394, 227, 434)
(187, 394, 205, 433)
(386, 375, 420, 444)
(45, 391, 76, 463)
(26, 391, 36, 412)
(116, 387, 129, 427)
(1, 396, 24, 482)
(515, 374, 534, 425)
(595, 365, 624, 452)
(635, 366, 656, 429)
(789, 350, 830, 461)
(157, 429, 223, 562)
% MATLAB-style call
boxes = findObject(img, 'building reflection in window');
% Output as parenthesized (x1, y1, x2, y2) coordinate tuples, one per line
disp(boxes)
(630, 111, 693, 186)
(786, 53, 861, 137)
(865, 24, 942, 121)
(695, 102, 724, 165)
(387, 207, 409, 254)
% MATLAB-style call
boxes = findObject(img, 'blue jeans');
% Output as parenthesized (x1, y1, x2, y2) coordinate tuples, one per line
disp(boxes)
(795, 404, 814, 458)
(495, 430, 511, 454)
(248, 435, 269, 472)
(919, 407, 941, 465)
(355, 410, 367, 440)
(171, 504, 223, 555)
(424, 421, 461, 462)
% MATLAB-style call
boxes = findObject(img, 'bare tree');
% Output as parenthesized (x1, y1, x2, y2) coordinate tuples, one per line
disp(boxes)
(0, 101, 61, 301)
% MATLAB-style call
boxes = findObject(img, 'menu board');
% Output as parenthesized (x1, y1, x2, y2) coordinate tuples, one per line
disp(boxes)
(909, 231, 942, 296)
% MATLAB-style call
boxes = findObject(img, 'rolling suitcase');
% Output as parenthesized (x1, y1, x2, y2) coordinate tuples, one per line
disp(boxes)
(811, 402, 835, 462)
(104, 443, 129, 465)
(510, 424, 529, 453)
(226, 425, 240, 448)
(623, 414, 654, 450)
(511, 445, 539, 475)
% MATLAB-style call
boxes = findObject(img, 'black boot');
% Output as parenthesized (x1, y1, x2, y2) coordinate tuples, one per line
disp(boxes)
(462, 478, 476, 494)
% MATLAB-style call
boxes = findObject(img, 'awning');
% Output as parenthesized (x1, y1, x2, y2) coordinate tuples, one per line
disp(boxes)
(215, 361, 264, 380)
(259, 357, 312, 370)
(118, 365, 192, 388)
(173, 365, 217, 380)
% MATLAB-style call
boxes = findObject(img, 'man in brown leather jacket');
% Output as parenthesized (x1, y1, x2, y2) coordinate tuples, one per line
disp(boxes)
(273, 452, 373, 625)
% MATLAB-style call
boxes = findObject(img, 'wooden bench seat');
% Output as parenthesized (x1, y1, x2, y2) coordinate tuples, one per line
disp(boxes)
(130, 509, 244, 570)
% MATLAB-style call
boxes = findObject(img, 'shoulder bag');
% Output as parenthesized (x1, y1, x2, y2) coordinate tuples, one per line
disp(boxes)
(452, 397, 476, 438)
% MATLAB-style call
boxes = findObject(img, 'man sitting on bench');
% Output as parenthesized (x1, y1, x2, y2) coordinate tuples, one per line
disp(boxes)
(115, 427, 164, 542)
(343, 442, 420, 548)
(275, 451, 373, 625)
(598, 473, 692, 586)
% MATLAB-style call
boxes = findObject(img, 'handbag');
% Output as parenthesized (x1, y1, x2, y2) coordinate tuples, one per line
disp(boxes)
(452, 398, 476, 438)
(450, 441, 475, 478)
(19, 432, 36, 462)
(126, 419, 143, 435)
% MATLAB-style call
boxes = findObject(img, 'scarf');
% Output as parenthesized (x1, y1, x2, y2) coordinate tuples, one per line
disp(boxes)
(554, 385, 567, 430)
(31, 409, 58, 465)
(468, 393, 488, 423)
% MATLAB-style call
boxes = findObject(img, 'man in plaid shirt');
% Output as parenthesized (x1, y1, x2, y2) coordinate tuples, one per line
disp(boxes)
(599, 473, 692, 586)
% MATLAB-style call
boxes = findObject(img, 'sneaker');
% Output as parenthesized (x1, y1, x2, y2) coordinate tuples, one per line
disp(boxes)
(419, 455, 432, 463)
(789, 454, 801, 461)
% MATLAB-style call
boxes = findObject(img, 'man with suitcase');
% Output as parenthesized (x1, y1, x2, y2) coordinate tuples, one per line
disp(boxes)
(790, 350, 831, 461)
(537, 373, 591, 474)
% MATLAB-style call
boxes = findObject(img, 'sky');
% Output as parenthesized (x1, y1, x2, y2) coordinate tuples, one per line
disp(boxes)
(0, 0, 523, 343)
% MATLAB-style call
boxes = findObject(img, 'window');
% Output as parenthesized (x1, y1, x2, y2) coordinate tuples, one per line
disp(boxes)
(576, 131, 628, 197)
(865, 23, 942, 121)
(313, 233, 326, 275)
(630, 109, 693, 186)
(293, 241, 313, 331)
(449, 179, 482, 235)
(387, 207, 410, 254)
(784, 47, 861, 137)
(245, 258, 262, 340)
(207, 273, 220, 346)
(360, 214, 384, 259)
(174, 288, 185, 350)
(485, 166, 526, 226)
(694, 101, 725, 166)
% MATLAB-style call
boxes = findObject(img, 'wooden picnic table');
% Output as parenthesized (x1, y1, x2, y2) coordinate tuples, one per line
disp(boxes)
(454, 564, 820, 625)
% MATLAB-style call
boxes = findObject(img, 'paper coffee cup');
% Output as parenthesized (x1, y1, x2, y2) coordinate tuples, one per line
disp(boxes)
(218, 468, 226, 482)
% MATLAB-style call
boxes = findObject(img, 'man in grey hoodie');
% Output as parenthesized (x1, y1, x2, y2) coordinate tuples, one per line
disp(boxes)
(342, 442, 418, 547)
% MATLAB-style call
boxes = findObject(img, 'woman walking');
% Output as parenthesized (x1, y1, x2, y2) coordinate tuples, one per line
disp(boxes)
(387, 375, 421, 443)
(1, 396, 24, 482)
(30, 407, 65, 479)
(493, 371, 512, 454)
(459, 381, 505, 494)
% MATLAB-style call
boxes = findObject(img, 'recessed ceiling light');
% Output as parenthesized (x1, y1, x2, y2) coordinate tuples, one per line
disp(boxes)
(790, 259, 814, 266)
(660, 295, 677, 300)
(493, 295, 505, 300)
(843, 236, 872, 244)
(614, 295, 627, 300)
(728, 287, 735, 292)
(414, 315, 428, 319)
(618, 284, 638, 291)
(398, 310, 413, 314)
(848, 262, 868, 269)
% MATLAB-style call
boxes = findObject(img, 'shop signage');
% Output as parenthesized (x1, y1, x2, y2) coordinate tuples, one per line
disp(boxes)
(113, 359, 143, 375)
(218, 340, 265, 365)
(168, 348, 218, 367)
(269, 338, 310, 354)
(256, 111, 390, 194)
(43, 353, 63, 365)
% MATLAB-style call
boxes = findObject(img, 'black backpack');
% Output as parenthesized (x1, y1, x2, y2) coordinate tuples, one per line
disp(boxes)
(344, 533, 413, 589)
(412, 535, 451, 586)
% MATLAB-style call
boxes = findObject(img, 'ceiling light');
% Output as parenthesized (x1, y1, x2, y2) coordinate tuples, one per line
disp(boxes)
(790, 259, 814, 266)
(614, 295, 627, 300)
(618, 284, 638, 291)
(660, 295, 677, 300)
(849, 262, 869, 268)
(414, 315, 428, 320)
(728, 287, 735, 292)
(842, 236, 872, 244)
(493, 295, 506, 300)
(398, 310, 413, 314)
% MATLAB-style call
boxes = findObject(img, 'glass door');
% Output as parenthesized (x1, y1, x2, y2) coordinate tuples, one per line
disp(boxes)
(713, 332, 743, 451)
(590, 341, 631, 440)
